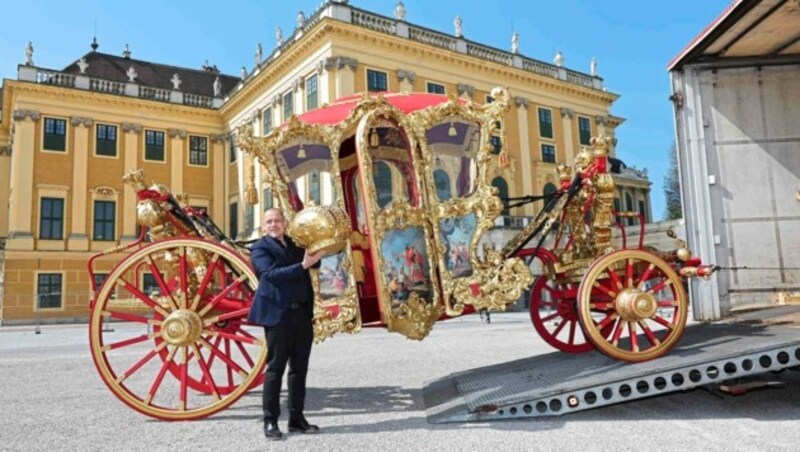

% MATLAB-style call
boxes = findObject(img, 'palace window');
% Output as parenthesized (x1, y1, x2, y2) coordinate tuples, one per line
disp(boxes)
(37, 273, 63, 309)
(367, 69, 388, 92)
(39, 197, 64, 240)
(93, 200, 116, 241)
(189, 136, 208, 166)
(543, 183, 558, 197)
(244, 203, 254, 235)
(262, 188, 274, 210)
(145, 130, 165, 161)
(491, 177, 510, 215)
(283, 91, 294, 121)
(427, 82, 445, 94)
(142, 273, 161, 296)
(96, 124, 117, 156)
(229, 201, 239, 238)
(541, 144, 556, 163)
(578, 116, 592, 146)
(306, 75, 318, 110)
(538, 108, 553, 139)
(44, 118, 67, 151)
(230, 132, 237, 163)
(262, 108, 273, 135)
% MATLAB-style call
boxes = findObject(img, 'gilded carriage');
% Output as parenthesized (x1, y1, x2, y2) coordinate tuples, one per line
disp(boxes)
(86, 86, 715, 421)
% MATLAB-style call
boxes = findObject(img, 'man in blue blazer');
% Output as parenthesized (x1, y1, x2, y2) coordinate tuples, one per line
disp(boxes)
(249, 207, 324, 440)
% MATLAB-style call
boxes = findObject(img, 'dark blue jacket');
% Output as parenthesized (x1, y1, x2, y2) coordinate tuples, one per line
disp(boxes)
(247, 235, 315, 327)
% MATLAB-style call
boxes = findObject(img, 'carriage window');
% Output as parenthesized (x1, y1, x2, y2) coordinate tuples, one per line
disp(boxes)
(426, 117, 479, 200)
(274, 139, 334, 209)
(366, 120, 413, 209)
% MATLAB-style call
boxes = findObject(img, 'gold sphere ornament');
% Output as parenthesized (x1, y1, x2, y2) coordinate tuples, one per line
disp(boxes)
(287, 204, 350, 254)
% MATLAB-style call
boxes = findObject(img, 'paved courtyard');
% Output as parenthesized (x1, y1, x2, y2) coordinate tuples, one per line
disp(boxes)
(1, 312, 798, 451)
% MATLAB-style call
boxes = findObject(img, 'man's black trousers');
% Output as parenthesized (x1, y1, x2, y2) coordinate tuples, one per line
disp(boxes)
(262, 307, 314, 423)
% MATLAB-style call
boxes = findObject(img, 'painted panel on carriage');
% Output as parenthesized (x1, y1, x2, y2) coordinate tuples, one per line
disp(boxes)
(381, 227, 432, 303)
(318, 251, 349, 300)
(438, 213, 476, 278)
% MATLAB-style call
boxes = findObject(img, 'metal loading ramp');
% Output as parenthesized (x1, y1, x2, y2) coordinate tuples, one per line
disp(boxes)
(423, 307, 800, 423)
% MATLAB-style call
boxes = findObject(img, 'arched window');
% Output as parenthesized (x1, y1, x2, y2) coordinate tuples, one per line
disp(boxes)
(374, 162, 393, 208)
(434, 169, 451, 201)
(543, 182, 557, 197)
(491, 177, 509, 216)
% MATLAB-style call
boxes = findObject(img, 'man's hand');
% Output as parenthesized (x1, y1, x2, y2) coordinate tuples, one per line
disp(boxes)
(302, 250, 326, 269)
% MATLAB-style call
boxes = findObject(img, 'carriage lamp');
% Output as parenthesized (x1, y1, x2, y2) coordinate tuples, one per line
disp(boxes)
(369, 127, 380, 148)
(448, 121, 457, 137)
(297, 142, 307, 159)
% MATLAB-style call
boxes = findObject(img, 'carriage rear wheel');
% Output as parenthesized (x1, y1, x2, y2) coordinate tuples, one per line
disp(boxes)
(529, 276, 597, 353)
(577, 249, 688, 362)
(89, 238, 266, 420)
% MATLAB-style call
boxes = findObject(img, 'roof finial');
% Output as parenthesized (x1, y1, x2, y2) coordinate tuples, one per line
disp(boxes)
(122, 43, 131, 59)
(394, 1, 406, 21)
(90, 36, 99, 52)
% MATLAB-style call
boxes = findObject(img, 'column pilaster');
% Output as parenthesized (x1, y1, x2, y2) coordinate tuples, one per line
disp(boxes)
(67, 116, 93, 250)
(514, 97, 533, 216)
(6, 109, 40, 250)
(121, 122, 141, 242)
(168, 128, 187, 196)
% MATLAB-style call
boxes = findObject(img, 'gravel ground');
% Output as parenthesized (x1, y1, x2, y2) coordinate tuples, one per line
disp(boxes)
(1, 312, 798, 451)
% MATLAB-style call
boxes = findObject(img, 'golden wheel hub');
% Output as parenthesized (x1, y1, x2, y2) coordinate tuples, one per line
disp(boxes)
(161, 309, 203, 346)
(616, 288, 658, 322)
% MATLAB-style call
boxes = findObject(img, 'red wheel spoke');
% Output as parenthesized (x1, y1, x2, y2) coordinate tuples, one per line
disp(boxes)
(198, 275, 248, 317)
(606, 268, 623, 291)
(652, 315, 675, 329)
(204, 335, 223, 370)
(647, 278, 671, 294)
(550, 318, 567, 337)
(542, 284, 556, 294)
(192, 344, 221, 401)
(209, 330, 262, 345)
(199, 337, 247, 376)
(204, 308, 251, 326)
(638, 320, 661, 347)
(597, 312, 618, 330)
(147, 257, 178, 311)
(657, 300, 678, 308)
(120, 278, 170, 317)
(103, 310, 152, 324)
(191, 255, 221, 311)
(541, 312, 560, 323)
(225, 339, 234, 388)
(628, 322, 639, 352)
(233, 336, 256, 368)
(626, 259, 634, 289)
(592, 281, 616, 298)
(104, 333, 151, 351)
(590, 301, 615, 311)
(179, 346, 188, 411)
(610, 318, 624, 345)
(636, 264, 656, 290)
(567, 319, 577, 345)
(146, 346, 177, 405)
(117, 342, 167, 384)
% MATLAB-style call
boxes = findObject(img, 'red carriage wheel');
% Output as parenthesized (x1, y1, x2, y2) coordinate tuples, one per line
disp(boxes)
(577, 249, 688, 362)
(89, 238, 266, 420)
(529, 276, 611, 353)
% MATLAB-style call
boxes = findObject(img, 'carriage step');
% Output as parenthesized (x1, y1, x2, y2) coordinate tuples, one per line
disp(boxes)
(422, 306, 800, 423)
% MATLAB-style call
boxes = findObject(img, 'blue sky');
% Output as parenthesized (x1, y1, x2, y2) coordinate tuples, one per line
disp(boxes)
(0, 0, 731, 219)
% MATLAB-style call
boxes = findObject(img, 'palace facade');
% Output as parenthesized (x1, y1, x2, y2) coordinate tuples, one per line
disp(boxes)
(0, 0, 650, 324)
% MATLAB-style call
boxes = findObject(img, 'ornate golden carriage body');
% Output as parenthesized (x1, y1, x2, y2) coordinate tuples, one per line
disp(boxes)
(238, 87, 533, 342)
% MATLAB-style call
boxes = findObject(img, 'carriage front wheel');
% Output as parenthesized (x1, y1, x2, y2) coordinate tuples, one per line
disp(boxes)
(576, 249, 688, 362)
(89, 238, 267, 420)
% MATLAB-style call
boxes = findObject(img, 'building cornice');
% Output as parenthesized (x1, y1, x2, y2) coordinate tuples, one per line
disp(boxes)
(220, 18, 618, 118)
(4, 81, 223, 122)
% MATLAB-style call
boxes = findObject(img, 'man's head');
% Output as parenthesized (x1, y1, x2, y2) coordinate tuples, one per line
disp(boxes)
(262, 208, 287, 239)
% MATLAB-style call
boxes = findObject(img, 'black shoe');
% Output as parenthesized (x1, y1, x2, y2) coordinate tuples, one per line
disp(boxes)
(288, 418, 320, 434)
(264, 421, 283, 440)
